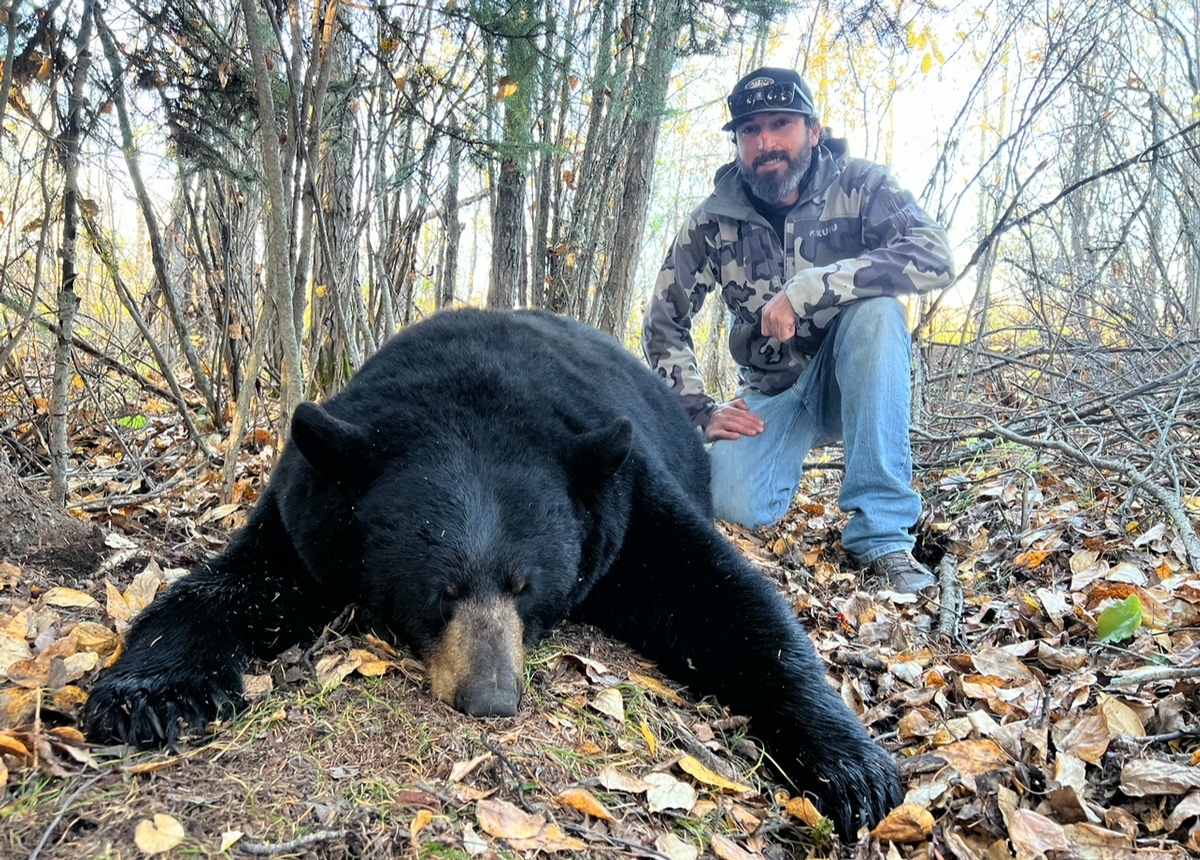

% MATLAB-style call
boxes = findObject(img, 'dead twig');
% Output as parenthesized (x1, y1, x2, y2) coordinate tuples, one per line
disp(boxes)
(237, 830, 351, 855)
(480, 732, 530, 812)
(1109, 663, 1200, 689)
(981, 419, 1200, 570)
(1135, 726, 1200, 745)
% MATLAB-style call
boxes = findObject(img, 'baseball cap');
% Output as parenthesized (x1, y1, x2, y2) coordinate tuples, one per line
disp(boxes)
(722, 67, 816, 131)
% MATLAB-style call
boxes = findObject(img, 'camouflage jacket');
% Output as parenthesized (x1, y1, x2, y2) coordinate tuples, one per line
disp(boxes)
(642, 145, 954, 429)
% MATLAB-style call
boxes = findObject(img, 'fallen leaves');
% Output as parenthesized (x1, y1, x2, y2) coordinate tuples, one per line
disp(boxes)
(476, 798, 585, 852)
(134, 813, 186, 854)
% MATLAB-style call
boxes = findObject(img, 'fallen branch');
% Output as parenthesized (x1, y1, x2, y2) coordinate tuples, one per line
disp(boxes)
(937, 554, 963, 639)
(238, 830, 351, 855)
(1109, 663, 1200, 689)
(981, 419, 1200, 571)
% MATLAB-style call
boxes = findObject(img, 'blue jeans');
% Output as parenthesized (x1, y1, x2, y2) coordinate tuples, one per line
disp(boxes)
(708, 297, 920, 563)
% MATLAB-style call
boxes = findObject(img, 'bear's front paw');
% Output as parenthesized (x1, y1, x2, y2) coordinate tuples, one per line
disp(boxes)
(808, 740, 902, 841)
(83, 668, 241, 748)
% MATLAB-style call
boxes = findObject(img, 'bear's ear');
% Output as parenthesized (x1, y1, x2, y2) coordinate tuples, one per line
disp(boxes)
(291, 402, 373, 490)
(565, 418, 633, 494)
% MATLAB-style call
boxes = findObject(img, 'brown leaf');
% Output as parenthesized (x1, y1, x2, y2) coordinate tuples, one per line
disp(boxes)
(710, 834, 759, 860)
(0, 688, 37, 728)
(555, 787, 616, 821)
(934, 739, 1012, 790)
(590, 687, 624, 721)
(449, 753, 492, 783)
(1006, 808, 1069, 860)
(1054, 714, 1111, 764)
(654, 832, 699, 860)
(596, 766, 651, 794)
(872, 802, 935, 843)
(476, 798, 585, 852)
(1120, 758, 1200, 796)
(1097, 694, 1146, 738)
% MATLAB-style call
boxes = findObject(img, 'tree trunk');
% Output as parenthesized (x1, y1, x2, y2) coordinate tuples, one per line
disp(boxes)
(49, 0, 96, 506)
(439, 124, 463, 309)
(489, 158, 526, 308)
(96, 13, 221, 427)
(239, 0, 303, 423)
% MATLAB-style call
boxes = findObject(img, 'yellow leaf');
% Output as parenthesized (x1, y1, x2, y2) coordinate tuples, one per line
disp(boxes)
(1014, 549, 1051, 569)
(677, 755, 750, 793)
(52, 686, 89, 710)
(349, 648, 394, 677)
(920, 52, 933, 74)
(496, 75, 519, 101)
(315, 284, 328, 297)
(628, 672, 684, 705)
(36, 55, 52, 82)
(555, 787, 616, 821)
(219, 831, 244, 852)
(70, 621, 121, 656)
(638, 718, 656, 755)
(784, 796, 823, 826)
(134, 814, 186, 854)
(410, 808, 433, 848)
(0, 733, 30, 759)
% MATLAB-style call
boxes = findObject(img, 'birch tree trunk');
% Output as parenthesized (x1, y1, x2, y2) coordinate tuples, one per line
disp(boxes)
(49, 0, 96, 505)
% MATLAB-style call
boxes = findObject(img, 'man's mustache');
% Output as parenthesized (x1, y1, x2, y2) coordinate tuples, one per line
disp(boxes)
(752, 150, 794, 170)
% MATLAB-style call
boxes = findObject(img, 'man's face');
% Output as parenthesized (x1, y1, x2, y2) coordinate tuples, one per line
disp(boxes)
(734, 112, 820, 205)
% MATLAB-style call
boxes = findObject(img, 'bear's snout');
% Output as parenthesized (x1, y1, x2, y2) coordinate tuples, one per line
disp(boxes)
(425, 596, 525, 718)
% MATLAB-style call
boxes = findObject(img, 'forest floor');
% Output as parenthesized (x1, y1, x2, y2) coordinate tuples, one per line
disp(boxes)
(1, 448, 1200, 860)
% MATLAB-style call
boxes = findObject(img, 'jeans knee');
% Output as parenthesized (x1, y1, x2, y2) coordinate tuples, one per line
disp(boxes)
(842, 297, 908, 340)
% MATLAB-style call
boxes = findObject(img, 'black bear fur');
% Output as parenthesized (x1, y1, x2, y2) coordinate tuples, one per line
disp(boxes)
(83, 309, 901, 838)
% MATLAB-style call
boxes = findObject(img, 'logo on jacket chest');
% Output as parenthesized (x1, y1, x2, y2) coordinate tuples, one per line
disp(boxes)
(808, 223, 839, 239)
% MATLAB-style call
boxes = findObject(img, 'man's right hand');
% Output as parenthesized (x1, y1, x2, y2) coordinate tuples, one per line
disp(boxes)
(704, 398, 765, 442)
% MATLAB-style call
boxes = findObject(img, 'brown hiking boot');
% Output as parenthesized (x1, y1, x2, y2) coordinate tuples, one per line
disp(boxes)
(867, 551, 936, 594)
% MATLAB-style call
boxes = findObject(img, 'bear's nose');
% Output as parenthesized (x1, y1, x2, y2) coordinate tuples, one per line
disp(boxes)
(456, 683, 519, 718)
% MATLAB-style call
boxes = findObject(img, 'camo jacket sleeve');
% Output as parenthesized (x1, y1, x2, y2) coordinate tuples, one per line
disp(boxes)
(641, 210, 721, 429)
(782, 160, 953, 316)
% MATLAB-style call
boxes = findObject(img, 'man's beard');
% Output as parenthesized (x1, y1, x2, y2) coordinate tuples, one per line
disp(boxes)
(737, 148, 810, 204)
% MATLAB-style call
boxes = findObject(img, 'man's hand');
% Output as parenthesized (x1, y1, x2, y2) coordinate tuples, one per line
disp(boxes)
(760, 290, 798, 341)
(705, 398, 765, 442)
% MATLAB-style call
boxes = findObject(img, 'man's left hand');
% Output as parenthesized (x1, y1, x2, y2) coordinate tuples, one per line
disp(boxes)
(760, 291, 797, 341)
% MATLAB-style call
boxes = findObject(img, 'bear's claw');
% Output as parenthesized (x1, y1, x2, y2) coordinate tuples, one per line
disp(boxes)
(83, 670, 240, 748)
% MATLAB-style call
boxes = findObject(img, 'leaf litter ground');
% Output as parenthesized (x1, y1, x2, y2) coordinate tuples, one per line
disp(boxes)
(2, 460, 1200, 860)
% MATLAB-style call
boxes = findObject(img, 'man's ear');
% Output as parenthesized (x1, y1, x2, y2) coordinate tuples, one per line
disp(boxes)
(290, 402, 373, 490)
(565, 418, 633, 495)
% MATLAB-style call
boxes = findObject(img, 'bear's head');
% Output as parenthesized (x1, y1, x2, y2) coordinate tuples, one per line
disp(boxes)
(287, 401, 634, 717)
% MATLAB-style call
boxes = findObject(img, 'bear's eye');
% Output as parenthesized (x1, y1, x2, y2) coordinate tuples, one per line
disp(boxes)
(511, 576, 528, 595)
(443, 583, 461, 600)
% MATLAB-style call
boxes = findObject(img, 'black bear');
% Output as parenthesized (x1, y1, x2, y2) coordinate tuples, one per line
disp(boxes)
(84, 309, 900, 838)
